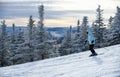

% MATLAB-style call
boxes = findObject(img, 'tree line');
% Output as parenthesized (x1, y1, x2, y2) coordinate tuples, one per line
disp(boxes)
(0, 5, 120, 67)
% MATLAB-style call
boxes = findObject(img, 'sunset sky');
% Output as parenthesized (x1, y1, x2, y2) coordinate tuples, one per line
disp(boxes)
(0, 0, 120, 27)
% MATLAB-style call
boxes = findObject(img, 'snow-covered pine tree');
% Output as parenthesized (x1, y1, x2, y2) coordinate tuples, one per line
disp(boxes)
(77, 19, 80, 33)
(35, 4, 48, 44)
(66, 26, 72, 43)
(108, 16, 114, 25)
(11, 23, 15, 43)
(81, 16, 88, 39)
(73, 20, 81, 42)
(95, 5, 104, 28)
(15, 28, 25, 44)
(0, 20, 11, 66)
(109, 6, 120, 45)
(13, 30, 34, 64)
(13, 42, 35, 64)
(102, 16, 114, 46)
(50, 44, 60, 58)
(41, 40, 60, 59)
(30, 4, 54, 61)
(102, 27, 110, 47)
(28, 15, 35, 41)
(80, 16, 89, 50)
(72, 17, 88, 53)
(72, 20, 82, 53)
(12, 16, 35, 65)
(92, 5, 104, 47)
(8, 23, 17, 65)
(33, 4, 48, 60)
(59, 26, 73, 56)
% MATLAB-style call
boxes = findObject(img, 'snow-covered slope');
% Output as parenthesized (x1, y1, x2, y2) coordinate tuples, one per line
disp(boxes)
(0, 45, 120, 77)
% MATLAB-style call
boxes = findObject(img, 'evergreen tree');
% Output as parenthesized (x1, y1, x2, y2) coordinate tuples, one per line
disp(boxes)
(81, 16, 88, 39)
(74, 20, 81, 41)
(73, 16, 89, 53)
(9, 23, 16, 65)
(102, 27, 110, 47)
(102, 16, 114, 46)
(66, 26, 72, 43)
(13, 26, 34, 65)
(28, 15, 35, 41)
(15, 28, 25, 44)
(0, 20, 10, 66)
(109, 6, 120, 45)
(35, 4, 48, 44)
(77, 19, 80, 33)
(11, 23, 15, 43)
(59, 26, 73, 56)
(95, 5, 104, 27)
(92, 5, 104, 47)
(13, 42, 34, 64)
(108, 16, 114, 25)
(72, 20, 82, 53)
(80, 16, 89, 50)
(50, 44, 60, 57)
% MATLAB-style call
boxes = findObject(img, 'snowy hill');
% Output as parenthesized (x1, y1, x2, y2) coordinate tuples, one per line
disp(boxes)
(0, 44, 120, 77)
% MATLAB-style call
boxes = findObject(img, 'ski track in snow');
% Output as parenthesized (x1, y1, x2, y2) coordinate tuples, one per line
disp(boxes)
(0, 45, 120, 77)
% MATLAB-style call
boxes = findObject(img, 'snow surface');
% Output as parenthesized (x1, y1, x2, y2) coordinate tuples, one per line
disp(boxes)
(0, 45, 120, 77)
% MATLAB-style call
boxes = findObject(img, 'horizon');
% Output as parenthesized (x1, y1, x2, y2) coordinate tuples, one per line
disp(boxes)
(0, 0, 120, 27)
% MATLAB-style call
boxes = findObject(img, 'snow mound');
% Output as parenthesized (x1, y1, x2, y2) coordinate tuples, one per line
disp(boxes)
(0, 45, 120, 77)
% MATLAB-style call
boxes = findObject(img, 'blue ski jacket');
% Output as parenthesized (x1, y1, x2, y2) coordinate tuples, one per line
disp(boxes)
(87, 28, 95, 45)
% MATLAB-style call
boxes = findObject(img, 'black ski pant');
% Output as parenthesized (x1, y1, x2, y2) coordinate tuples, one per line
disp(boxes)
(89, 44, 96, 54)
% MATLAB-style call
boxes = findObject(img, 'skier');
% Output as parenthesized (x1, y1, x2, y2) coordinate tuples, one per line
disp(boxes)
(85, 28, 97, 56)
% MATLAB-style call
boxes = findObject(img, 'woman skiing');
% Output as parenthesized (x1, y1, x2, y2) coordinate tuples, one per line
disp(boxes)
(85, 28, 97, 56)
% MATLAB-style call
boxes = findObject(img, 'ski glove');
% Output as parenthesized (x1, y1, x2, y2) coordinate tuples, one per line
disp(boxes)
(91, 40, 94, 43)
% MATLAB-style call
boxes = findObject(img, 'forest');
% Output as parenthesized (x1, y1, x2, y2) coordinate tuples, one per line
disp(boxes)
(0, 5, 120, 67)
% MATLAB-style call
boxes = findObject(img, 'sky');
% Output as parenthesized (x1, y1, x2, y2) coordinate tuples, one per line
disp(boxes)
(0, 0, 120, 27)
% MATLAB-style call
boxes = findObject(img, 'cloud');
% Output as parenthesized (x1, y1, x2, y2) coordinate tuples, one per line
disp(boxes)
(0, 1, 62, 19)
(0, 1, 97, 20)
(0, 0, 119, 27)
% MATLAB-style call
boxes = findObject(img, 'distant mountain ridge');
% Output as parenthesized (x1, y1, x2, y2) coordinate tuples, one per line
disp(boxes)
(1, 27, 77, 37)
